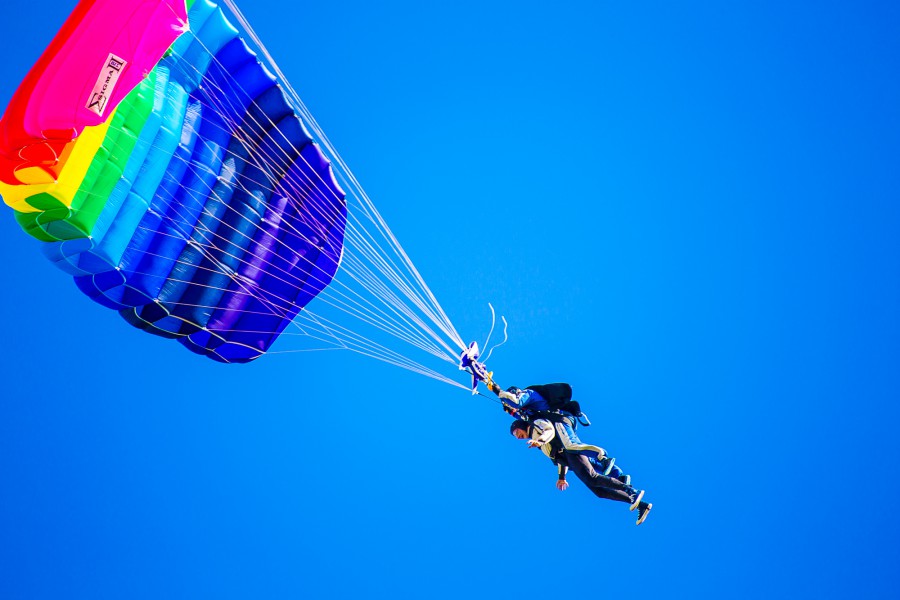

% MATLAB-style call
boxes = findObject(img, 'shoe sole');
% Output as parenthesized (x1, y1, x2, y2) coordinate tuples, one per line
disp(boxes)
(630, 489, 645, 511)
(636, 503, 653, 525)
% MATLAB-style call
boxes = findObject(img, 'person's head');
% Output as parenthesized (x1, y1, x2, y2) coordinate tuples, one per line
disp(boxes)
(506, 386, 522, 397)
(509, 420, 530, 440)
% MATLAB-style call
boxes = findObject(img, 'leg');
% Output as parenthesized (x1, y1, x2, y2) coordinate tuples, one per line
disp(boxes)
(565, 454, 634, 504)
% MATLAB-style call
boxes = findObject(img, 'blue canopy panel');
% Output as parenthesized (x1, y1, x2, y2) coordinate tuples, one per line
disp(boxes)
(121, 19, 345, 362)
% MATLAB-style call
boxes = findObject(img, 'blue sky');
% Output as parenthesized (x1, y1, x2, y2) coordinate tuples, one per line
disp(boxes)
(1, 1, 899, 598)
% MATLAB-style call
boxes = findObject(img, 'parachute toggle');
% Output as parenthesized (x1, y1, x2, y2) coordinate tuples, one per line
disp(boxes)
(459, 341, 492, 394)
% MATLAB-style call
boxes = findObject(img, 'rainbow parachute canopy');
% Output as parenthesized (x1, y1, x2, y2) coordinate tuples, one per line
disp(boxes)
(0, 0, 347, 363)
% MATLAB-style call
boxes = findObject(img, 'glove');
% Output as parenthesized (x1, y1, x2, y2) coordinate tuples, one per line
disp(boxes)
(502, 403, 518, 416)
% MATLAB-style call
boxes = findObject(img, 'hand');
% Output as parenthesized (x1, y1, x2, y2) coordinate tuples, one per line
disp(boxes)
(527, 439, 542, 448)
(556, 480, 569, 491)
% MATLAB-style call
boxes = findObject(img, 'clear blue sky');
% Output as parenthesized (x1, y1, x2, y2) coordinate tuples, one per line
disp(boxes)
(1, 1, 898, 598)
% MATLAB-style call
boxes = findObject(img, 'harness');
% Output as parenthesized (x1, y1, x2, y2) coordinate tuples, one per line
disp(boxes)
(527, 412, 576, 460)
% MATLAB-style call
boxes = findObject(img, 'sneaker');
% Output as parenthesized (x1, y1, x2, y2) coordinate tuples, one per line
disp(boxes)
(636, 502, 652, 525)
(629, 489, 645, 511)
(602, 457, 616, 476)
(618, 474, 631, 486)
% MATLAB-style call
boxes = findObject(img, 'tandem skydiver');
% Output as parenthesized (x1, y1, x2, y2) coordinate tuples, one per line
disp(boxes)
(458, 343, 652, 524)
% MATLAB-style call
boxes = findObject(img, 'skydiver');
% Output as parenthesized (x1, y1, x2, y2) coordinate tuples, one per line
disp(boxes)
(510, 418, 653, 525)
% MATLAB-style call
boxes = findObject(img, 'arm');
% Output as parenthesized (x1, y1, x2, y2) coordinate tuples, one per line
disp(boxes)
(498, 389, 520, 412)
(556, 463, 569, 491)
(487, 378, 522, 414)
(497, 388, 518, 403)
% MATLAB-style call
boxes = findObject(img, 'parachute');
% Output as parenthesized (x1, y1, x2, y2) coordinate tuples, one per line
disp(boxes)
(1, 0, 520, 394)
(3, 0, 505, 393)
(1, 0, 348, 364)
